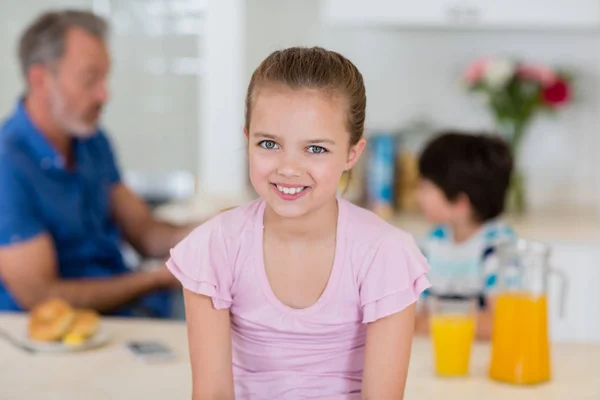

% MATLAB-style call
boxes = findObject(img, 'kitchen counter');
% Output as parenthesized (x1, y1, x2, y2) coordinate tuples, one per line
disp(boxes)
(155, 193, 600, 244)
(390, 207, 600, 245)
(1, 312, 599, 399)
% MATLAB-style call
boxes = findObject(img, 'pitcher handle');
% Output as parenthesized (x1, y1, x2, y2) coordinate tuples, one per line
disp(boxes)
(550, 266, 568, 318)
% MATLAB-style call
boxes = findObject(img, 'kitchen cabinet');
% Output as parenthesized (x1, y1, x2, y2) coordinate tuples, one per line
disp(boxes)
(470, 0, 600, 28)
(320, 0, 600, 29)
(548, 242, 600, 343)
(320, 0, 464, 27)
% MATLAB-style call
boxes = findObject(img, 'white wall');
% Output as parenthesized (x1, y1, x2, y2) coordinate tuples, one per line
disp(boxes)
(0, 0, 202, 176)
(246, 0, 600, 209)
(2, 1, 598, 209)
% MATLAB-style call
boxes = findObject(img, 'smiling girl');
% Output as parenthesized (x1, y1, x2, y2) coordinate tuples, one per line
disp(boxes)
(166, 47, 431, 399)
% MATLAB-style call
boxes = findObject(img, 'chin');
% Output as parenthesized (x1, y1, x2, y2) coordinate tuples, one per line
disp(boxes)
(264, 197, 310, 219)
(66, 120, 99, 138)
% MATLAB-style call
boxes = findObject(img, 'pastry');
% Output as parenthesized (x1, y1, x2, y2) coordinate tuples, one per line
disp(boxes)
(62, 309, 100, 345)
(28, 298, 76, 342)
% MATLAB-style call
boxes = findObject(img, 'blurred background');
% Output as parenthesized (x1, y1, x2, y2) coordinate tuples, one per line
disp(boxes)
(1, 1, 600, 398)
(1, 0, 599, 339)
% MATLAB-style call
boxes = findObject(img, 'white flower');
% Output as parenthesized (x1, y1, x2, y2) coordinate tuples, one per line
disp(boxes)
(483, 59, 515, 90)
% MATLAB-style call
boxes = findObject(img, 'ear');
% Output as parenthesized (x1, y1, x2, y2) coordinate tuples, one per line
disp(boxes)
(454, 192, 472, 214)
(27, 65, 48, 92)
(243, 127, 249, 140)
(345, 138, 366, 171)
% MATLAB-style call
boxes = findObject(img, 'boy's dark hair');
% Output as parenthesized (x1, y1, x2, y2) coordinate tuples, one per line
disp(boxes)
(418, 131, 513, 222)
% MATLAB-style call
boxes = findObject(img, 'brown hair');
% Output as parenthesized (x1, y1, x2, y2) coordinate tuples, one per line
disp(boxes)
(244, 47, 366, 146)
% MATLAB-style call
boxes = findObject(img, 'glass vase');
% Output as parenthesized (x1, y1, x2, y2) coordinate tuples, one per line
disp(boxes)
(495, 119, 527, 215)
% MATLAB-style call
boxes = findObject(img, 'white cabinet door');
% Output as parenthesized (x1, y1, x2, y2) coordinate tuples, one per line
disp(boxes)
(547, 242, 600, 343)
(320, 0, 600, 28)
(320, 0, 464, 26)
(469, 0, 600, 28)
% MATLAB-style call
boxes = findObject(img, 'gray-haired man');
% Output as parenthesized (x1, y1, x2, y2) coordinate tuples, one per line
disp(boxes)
(0, 10, 195, 317)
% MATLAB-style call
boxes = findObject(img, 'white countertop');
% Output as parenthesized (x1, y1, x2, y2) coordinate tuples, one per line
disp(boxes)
(155, 193, 600, 245)
(1, 312, 599, 399)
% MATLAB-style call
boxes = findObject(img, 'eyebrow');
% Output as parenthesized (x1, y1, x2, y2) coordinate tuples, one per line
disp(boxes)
(252, 132, 335, 145)
(253, 132, 278, 140)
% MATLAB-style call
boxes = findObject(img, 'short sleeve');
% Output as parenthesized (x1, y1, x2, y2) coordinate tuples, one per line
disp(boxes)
(359, 230, 431, 323)
(482, 223, 516, 291)
(165, 216, 233, 309)
(95, 130, 121, 185)
(0, 160, 45, 246)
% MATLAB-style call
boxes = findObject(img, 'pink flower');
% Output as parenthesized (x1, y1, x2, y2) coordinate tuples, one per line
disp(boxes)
(464, 57, 490, 85)
(517, 64, 558, 86)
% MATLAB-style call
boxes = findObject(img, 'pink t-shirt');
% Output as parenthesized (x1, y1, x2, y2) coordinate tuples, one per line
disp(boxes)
(166, 198, 431, 399)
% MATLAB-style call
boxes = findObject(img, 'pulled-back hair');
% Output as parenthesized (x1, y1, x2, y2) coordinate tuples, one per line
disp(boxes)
(245, 47, 366, 146)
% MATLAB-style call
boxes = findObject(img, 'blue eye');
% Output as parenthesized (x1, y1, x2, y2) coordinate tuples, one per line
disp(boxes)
(307, 145, 327, 154)
(259, 140, 279, 150)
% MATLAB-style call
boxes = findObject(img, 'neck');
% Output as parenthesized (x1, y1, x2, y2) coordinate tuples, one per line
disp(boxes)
(24, 94, 72, 160)
(263, 198, 339, 243)
(450, 218, 482, 243)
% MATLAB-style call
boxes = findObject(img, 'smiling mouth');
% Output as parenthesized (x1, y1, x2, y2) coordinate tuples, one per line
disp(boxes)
(274, 184, 308, 195)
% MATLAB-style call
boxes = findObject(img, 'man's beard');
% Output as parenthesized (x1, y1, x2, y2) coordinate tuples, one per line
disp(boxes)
(49, 84, 101, 138)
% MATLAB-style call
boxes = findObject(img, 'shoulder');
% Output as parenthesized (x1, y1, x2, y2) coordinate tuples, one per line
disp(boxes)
(167, 199, 264, 305)
(177, 198, 263, 254)
(482, 220, 515, 243)
(0, 118, 26, 161)
(341, 201, 431, 322)
(0, 135, 27, 186)
(189, 198, 263, 244)
(343, 199, 413, 246)
(341, 199, 426, 268)
(427, 225, 449, 241)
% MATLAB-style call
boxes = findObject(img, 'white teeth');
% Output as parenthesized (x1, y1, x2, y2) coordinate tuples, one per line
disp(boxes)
(276, 184, 305, 195)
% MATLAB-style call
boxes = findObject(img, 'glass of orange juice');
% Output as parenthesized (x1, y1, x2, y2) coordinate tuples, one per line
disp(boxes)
(429, 293, 477, 377)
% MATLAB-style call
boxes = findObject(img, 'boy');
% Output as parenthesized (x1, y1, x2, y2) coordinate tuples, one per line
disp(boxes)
(414, 131, 515, 340)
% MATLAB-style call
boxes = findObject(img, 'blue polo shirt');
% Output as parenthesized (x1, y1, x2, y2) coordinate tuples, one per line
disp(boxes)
(0, 100, 169, 316)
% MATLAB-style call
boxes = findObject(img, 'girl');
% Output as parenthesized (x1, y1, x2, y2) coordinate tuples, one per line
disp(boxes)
(166, 47, 431, 399)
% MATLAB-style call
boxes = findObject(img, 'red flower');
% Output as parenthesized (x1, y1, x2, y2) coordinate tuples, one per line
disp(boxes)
(542, 79, 570, 106)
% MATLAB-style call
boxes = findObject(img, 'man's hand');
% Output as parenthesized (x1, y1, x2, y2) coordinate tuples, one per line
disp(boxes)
(152, 265, 181, 289)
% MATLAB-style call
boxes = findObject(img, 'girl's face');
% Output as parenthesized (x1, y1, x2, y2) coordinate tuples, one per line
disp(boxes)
(245, 86, 365, 219)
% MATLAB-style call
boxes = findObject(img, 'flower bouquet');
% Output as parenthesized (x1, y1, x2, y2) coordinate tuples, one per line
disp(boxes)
(464, 57, 572, 213)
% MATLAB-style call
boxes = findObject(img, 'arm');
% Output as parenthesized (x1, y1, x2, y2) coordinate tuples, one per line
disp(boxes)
(0, 233, 175, 311)
(110, 183, 198, 259)
(414, 304, 430, 336)
(183, 289, 235, 400)
(475, 295, 495, 341)
(362, 303, 416, 400)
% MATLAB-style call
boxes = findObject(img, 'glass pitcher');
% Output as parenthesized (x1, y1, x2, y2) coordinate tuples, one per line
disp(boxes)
(488, 239, 567, 385)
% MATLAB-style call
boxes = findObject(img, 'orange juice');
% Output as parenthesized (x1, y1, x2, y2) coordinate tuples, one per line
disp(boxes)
(430, 314, 475, 376)
(489, 292, 550, 384)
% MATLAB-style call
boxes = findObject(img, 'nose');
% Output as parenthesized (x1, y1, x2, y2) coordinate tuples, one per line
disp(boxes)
(96, 79, 110, 103)
(276, 152, 302, 178)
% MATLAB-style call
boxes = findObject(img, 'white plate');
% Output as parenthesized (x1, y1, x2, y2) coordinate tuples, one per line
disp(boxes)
(17, 328, 112, 353)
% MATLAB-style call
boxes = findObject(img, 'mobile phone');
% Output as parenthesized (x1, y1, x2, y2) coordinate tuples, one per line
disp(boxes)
(126, 341, 176, 363)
